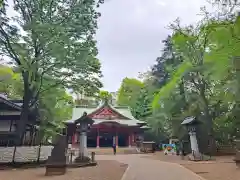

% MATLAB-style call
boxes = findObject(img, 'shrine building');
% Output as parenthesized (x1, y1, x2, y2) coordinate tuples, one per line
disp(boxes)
(66, 100, 149, 148)
(0, 94, 39, 146)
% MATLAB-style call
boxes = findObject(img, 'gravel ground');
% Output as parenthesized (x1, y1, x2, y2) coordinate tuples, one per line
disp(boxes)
(147, 152, 240, 180)
(0, 160, 127, 180)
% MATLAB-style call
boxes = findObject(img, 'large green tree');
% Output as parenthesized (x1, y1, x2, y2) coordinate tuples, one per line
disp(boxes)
(0, 0, 103, 144)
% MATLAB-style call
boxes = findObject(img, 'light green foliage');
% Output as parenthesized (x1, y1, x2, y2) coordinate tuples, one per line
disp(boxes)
(38, 86, 73, 139)
(152, 61, 191, 108)
(0, 65, 23, 98)
(117, 78, 144, 107)
(98, 90, 112, 102)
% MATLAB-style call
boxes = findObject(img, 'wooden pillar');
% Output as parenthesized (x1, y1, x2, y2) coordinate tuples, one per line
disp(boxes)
(115, 130, 118, 147)
(132, 133, 135, 145)
(128, 133, 132, 147)
(96, 128, 100, 148)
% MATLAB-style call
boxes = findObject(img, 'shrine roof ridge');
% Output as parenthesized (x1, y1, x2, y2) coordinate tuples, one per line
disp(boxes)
(113, 106, 129, 109)
(75, 105, 98, 108)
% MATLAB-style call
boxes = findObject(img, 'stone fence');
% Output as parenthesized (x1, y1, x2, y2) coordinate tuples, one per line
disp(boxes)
(0, 146, 53, 163)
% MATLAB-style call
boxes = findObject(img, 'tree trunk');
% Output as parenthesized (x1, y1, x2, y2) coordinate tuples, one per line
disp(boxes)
(15, 72, 31, 145)
(200, 86, 217, 155)
(12, 72, 32, 162)
(179, 78, 187, 110)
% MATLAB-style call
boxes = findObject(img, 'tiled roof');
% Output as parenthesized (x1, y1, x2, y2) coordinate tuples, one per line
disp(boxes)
(0, 94, 22, 110)
(66, 102, 146, 126)
(181, 116, 197, 125)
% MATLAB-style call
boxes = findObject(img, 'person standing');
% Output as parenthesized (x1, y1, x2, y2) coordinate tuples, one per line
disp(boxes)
(112, 143, 116, 155)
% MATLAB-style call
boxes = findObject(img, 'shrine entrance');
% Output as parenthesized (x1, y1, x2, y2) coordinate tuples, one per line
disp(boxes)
(118, 132, 128, 147)
(99, 131, 114, 147)
(87, 131, 97, 147)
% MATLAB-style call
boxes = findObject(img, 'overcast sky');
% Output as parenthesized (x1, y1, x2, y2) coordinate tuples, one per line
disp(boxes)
(96, 0, 211, 92)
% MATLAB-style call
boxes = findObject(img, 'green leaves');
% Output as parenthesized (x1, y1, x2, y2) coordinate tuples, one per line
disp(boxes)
(1, 0, 103, 100)
(98, 90, 112, 102)
(0, 65, 23, 98)
(117, 78, 144, 107)
(0, 65, 14, 82)
(152, 61, 192, 109)
(0, 0, 104, 142)
(133, 87, 152, 120)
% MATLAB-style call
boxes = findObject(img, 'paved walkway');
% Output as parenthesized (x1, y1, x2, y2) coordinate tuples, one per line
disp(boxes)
(97, 154, 206, 180)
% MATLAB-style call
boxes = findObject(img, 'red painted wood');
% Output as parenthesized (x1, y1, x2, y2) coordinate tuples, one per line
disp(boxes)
(115, 136, 118, 146)
(96, 135, 100, 147)
(96, 128, 100, 147)
(132, 134, 135, 143)
(91, 127, 134, 133)
(88, 106, 129, 120)
(89, 107, 119, 119)
(128, 134, 131, 146)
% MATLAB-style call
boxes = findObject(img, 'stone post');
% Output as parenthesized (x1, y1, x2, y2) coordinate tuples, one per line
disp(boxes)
(79, 131, 87, 157)
(189, 131, 200, 156)
(79, 122, 88, 157)
(181, 116, 202, 161)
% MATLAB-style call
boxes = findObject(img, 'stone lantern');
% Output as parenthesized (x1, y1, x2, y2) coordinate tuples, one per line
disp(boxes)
(75, 112, 94, 158)
(65, 111, 93, 161)
(181, 116, 202, 160)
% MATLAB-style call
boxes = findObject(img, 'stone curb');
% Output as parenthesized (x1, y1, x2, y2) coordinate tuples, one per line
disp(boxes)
(120, 165, 130, 180)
